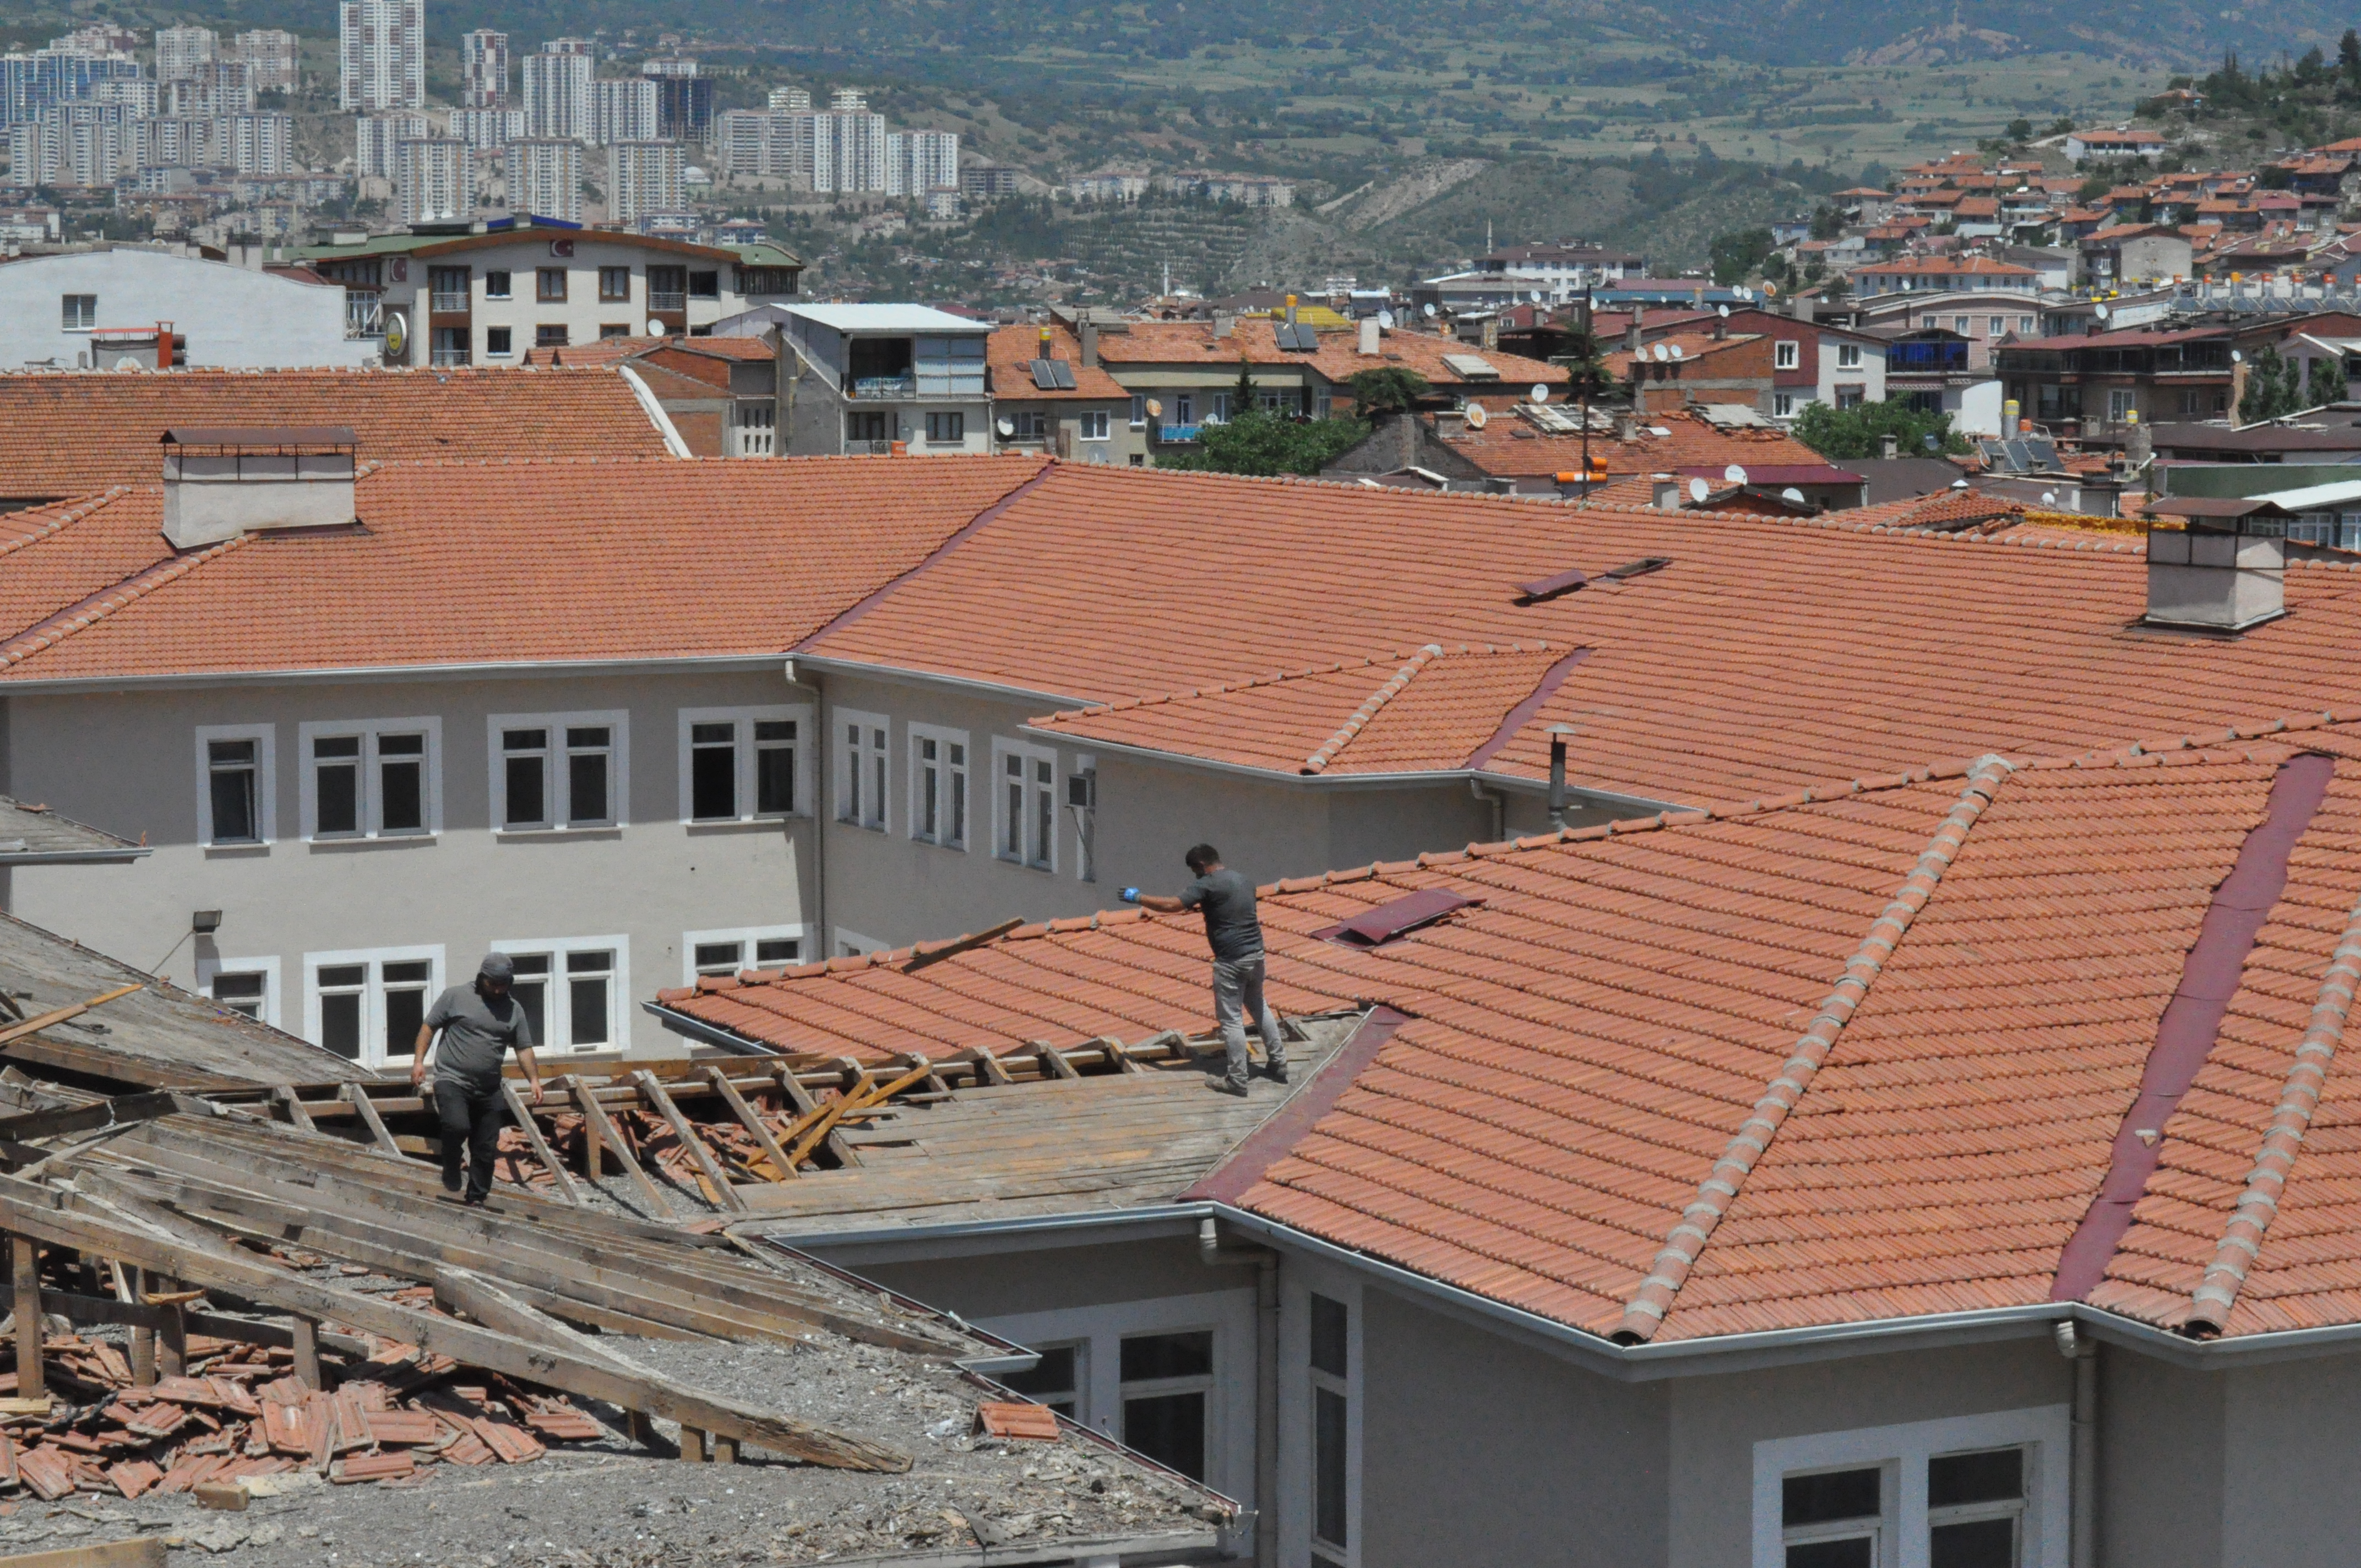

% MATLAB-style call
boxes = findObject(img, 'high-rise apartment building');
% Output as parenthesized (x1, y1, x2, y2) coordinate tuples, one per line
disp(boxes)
(768, 86, 811, 113)
(460, 30, 508, 109)
(642, 58, 712, 145)
(216, 110, 292, 175)
(4, 102, 134, 187)
(231, 30, 301, 93)
(520, 48, 591, 141)
(2, 48, 143, 127)
(163, 61, 253, 119)
(830, 88, 866, 113)
(340, 0, 423, 110)
(154, 26, 218, 83)
(504, 137, 581, 222)
(592, 75, 657, 145)
(355, 112, 428, 178)
(608, 139, 683, 223)
(886, 129, 959, 196)
(812, 106, 888, 194)
(396, 136, 474, 225)
(450, 107, 524, 151)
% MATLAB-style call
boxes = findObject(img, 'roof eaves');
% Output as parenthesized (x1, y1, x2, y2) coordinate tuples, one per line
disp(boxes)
(1302, 645, 1445, 774)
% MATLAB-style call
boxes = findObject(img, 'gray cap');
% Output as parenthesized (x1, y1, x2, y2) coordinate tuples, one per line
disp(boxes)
(478, 952, 515, 982)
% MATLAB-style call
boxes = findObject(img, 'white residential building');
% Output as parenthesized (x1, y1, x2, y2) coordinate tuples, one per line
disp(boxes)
(505, 138, 581, 223)
(155, 26, 217, 82)
(460, 30, 508, 109)
(339, 0, 423, 111)
(396, 137, 473, 227)
(355, 112, 427, 179)
(610, 139, 683, 223)
(137, 115, 210, 170)
(231, 30, 300, 94)
(521, 50, 591, 142)
(886, 129, 958, 196)
(769, 86, 812, 112)
(216, 111, 291, 176)
(813, 109, 888, 194)
(0, 249, 369, 368)
(162, 62, 253, 119)
(450, 107, 524, 151)
(4, 104, 133, 188)
(93, 78, 157, 118)
(593, 75, 658, 146)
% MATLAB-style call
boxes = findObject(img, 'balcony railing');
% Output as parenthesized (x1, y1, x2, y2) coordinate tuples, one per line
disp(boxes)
(1158, 423, 1203, 443)
(429, 348, 468, 368)
(429, 290, 469, 313)
(648, 290, 686, 312)
(728, 424, 775, 456)
(344, 295, 383, 340)
(851, 375, 917, 400)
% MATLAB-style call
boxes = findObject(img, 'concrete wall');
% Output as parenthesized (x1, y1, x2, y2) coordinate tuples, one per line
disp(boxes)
(3, 668, 808, 1059)
(2219, 1351, 2361, 1567)
(1359, 1287, 1669, 1568)
(2100, 1348, 2220, 1568)
(0, 250, 371, 370)
(379, 235, 747, 366)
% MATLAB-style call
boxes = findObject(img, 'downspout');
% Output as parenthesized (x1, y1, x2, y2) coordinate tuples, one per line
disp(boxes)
(2055, 1320, 2098, 1568)
(1200, 1216, 1279, 1568)
(784, 659, 825, 956)
(1468, 777, 1504, 841)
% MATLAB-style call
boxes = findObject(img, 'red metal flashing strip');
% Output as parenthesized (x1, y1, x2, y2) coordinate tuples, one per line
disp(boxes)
(1309, 889, 1480, 948)
(1183, 1005, 1409, 1205)
(1462, 647, 1593, 772)
(2050, 750, 2337, 1304)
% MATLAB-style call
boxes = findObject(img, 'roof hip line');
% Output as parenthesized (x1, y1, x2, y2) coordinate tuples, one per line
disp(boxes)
(2185, 865, 2361, 1337)
(1611, 752, 2018, 1345)
(1303, 645, 1442, 774)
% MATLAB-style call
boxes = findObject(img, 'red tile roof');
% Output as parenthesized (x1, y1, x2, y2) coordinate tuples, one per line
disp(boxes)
(0, 367, 671, 500)
(987, 324, 1130, 402)
(1434, 407, 1825, 480)
(655, 727, 2361, 1342)
(0, 456, 1049, 681)
(1097, 319, 1570, 391)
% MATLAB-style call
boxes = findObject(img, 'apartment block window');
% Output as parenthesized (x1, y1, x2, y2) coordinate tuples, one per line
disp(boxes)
(996, 741, 1057, 870)
(210, 971, 268, 1019)
(1129, 395, 1147, 428)
(428, 266, 470, 313)
(1080, 410, 1110, 440)
(1836, 386, 1866, 410)
(846, 411, 890, 443)
(910, 725, 969, 849)
(598, 265, 631, 302)
(1921, 314, 1939, 329)
(61, 295, 95, 330)
(648, 266, 686, 310)
(536, 324, 569, 347)
(492, 714, 624, 831)
(1836, 344, 1863, 370)
(837, 710, 889, 831)
(1774, 393, 1797, 418)
(491, 937, 625, 1053)
(1989, 316, 2006, 335)
(689, 270, 720, 298)
(1755, 1410, 2064, 1568)
(198, 734, 264, 845)
(926, 411, 965, 443)
(1010, 411, 1048, 438)
(2019, 317, 2036, 333)
(679, 706, 803, 823)
(1310, 1294, 1351, 1568)
(484, 270, 512, 300)
(1119, 1331, 1212, 1482)
(536, 267, 567, 302)
(301, 719, 437, 840)
(1783, 1467, 1883, 1566)
(1953, 315, 1971, 333)
(684, 926, 803, 983)
(306, 949, 441, 1067)
(2107, 389, 2137, 422)
(1775, 340, 1800, 371)
(202, 960, 278, 1026)
(486, 326, 513, 357)
(600, 323, 630, 339)
(999, 1343, 1083, 1419)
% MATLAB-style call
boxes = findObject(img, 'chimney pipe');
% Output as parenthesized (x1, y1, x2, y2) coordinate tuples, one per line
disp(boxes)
(1080, 318, 1100, 369)
(155, 321, 172, 371)
(1547, 727, 1574, 828)
(1624, 317, 1642, 353)
(1650, 472, 1680, 508)
(1880, 432, 1898, 460)
(2145, 521, 2284, 631)
(1214, 312, 1234, 339)
(1358, 317, 1380, 355)
(1285, 294, 1297, 326)
(161, 428, 357, 549)
(1618, 411, 1640, 442)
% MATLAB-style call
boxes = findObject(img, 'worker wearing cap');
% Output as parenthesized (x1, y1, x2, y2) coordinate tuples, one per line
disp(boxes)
(411, 954, 542, 1205)
(1129, 845, 1289, 1097)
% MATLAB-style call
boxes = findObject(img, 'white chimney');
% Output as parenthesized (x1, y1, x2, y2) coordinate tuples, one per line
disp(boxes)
(161, 428, 357, 550)
(1358, 317, 1380, 355)
(2145, 522, 2284, 631)
(1651, 473, 1681, 508)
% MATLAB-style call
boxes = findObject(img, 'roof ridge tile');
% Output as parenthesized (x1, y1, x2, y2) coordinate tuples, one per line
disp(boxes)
(0, 529, 251, 669)
(1303, 643, 1446, 774)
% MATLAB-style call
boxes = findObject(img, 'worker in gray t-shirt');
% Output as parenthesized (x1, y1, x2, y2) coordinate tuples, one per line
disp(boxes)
(1131, 845, 1290, 1096)
(410, 953, 542, 1204)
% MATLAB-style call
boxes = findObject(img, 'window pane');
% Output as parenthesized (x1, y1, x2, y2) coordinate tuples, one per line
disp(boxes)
(317, 963, 367, 987)
(871, 755, 885, 825)
(690, 722, 733, 745)
(1000, 1344, 1077, 1401)
(1787, 1542, 1874, 1568)
(315, 760, 359, 835)
(568, 753, 608, 824)
(209, 765, 257, 843)
(319, 991, 361, 1059)
(694, 941, 743, 974)
(690, 743, 736, 819)
(1120, 1331, 1212, 1381)
(383, 976, 427, 1058)
(1785, 1469, 1881, 1527)
(753, 938, 801, 965)
(755, 743, 795, 815)
(950, 770, 965, 845)
(922, 765, 938, 839)
(1310, 1294, 1348, 1377)
(380, 759, 423, 832)
(504, 728, 547, 751)
(512, 976, 547, 1046)
(1930, 1518, 2015, 1568)
(504, 754, 545, 827)
(1122, 1392, 1205, 1481)
(379, 732, 424, 756)
(1929, 1449, 2021, 1507)
(212, 973, 266, 1018)
(1314, 1386, 1348, 1548)
(568, 975, 608, 1046)
(567, 726, 610, 749)
(313, 735, 361, 758)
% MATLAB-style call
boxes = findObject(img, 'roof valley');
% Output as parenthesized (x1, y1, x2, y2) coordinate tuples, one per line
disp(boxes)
(1611, 753, 2018, 1343)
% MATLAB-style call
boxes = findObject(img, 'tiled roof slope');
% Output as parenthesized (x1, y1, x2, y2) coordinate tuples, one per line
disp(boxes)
(987, 324, 1130, 401)
(659, 726, 2361, 1343)
(0, 456, 1048, 680)
(1433, 407, 1827, 479)
(0, 367, 670, 499)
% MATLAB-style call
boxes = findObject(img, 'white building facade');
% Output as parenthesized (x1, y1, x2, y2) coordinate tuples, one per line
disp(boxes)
(592, 76, 658, 146)
(0, 249, 371, 369)
(505, 138, 583, 223)
(231, 30, 300, 94)
(396, 137, 473, 226)
(610, 140, 683, 223)
(886, 129, 958, 196)
(521, 50, 591, 142)
(355, 112, 427, 179)
(460, 30, 509, 109)
(339, 0, 423, 111)
(154, 26, 217, 83)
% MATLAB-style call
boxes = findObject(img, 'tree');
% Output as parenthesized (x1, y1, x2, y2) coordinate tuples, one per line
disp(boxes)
(1157, 410, 1372, 476)
(1548, 325, 1611, 402)
(2343, 28, 2361, 86)
(2238, 341, 2303, 423)
(1345, 367, 1430, 416)
(2006, 117, 2034, 142)
(1791, 400, 1970, 461)
(1809, 204, 1843, 240)
(1709, 227, 1774, 286)
(2047, 115, 2076, 137)
(2310, 352, 2350, 407)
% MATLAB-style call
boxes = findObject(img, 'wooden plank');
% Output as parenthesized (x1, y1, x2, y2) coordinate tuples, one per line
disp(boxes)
(498, 1082, 580, 1207)
(1, 1179, 909, 1470)
(630, 1072, 748, 1215)
(1097, 1037, 1144, 1076)
(702, 1068, 797, 1183)
(290, 1316, 321, 1388)
(564, 1075, 671, 1216)
(1034, 1042, 1081, 1081)
(339, 1084, 402, 1157)
(769, 1068, 859, 1169)
(9, 1237, 39, 1398)
(901, 917, 1023, 974)
(270, 1086, 315, 1134)
(0, 1536, 166, 1567)
(0, 986, 142, 1050)
(432, 1267, 659, 1378)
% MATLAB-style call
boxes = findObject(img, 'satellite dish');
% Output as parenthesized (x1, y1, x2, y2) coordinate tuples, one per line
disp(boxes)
(1688, 477, 1710, 502)
(1718, 304, 1731, 318)
(995, 416, 1015, 437)
(2041, 490, 2058, 505)
(1423, 303, 1438, 317)
(1377, 309, 1395, 327)
(2093, 303, 2110, 321)
(1763, 282, 1778, 297)
(1652, 343, 1671, 362)
(1531, 384, 1549, 404)
(2231, 349, 2244, 364)
(1465, 401, 1489, 429)
(1145, 398, 1163, 417)
(645, 319, 664, 336)
(1668, 345, 1685, 360)
(1724, 464, 1748, 484)
(1782, 487, 1807, 503)
(1530, 290, 1542, 303)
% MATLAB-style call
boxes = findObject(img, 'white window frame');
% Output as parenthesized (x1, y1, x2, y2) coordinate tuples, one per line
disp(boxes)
(979, 1288, 1258, 1507)
(681, 923, 807, 985)
(1080, 409, 1111, 440)
(1281, 1262, 1362, 1568)
(835, 708, 890, 832)
(1750, 1404, 2070, 1568)
(831, 927, 889, 958)
(195, 723, 276, 848)
(296, 717, 442, 841)
(1070, 751, 1097, 883)
(1775, 340, 1800, 371)
(61, 293, 94, 331)
(301, 944, 445, 1069)
(1774, 393, 1797, 419)
(197, 955, 282, 1028)
(488, 934, 630, 1056)
(993, 737, 1058, 872)
(486, 710, 629, 833)
(676, 704, 810, 825)
(907, 722, 971, 850)
(1836, 342, 1864, 370)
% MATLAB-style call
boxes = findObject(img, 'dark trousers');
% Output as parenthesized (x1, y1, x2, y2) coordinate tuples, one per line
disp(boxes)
(434, 1079, 503, 1201)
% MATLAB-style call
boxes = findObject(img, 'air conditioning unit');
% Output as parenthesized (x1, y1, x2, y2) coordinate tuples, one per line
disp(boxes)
(1067, 770, 1096, 810)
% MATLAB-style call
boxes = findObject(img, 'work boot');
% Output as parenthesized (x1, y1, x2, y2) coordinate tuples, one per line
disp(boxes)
(1206, 1078, 1249, 1098)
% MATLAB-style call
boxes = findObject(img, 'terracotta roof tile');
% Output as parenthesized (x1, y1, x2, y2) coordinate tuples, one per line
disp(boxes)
(1435, 407, 1827, 480)
(987, 324, 1130, 401)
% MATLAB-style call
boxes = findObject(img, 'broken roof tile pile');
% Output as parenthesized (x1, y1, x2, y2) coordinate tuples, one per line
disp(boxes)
(0, 367, 672, 502)
(669, 722, 2361, 1343)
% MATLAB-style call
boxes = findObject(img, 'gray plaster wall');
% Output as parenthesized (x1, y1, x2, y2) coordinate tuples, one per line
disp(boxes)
(2100, 1348, 2221, 1568)
(2219, 1350, 2361, 1567)
(0, 250, 372, 370)
(1359, 1287, 1670, 1568)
